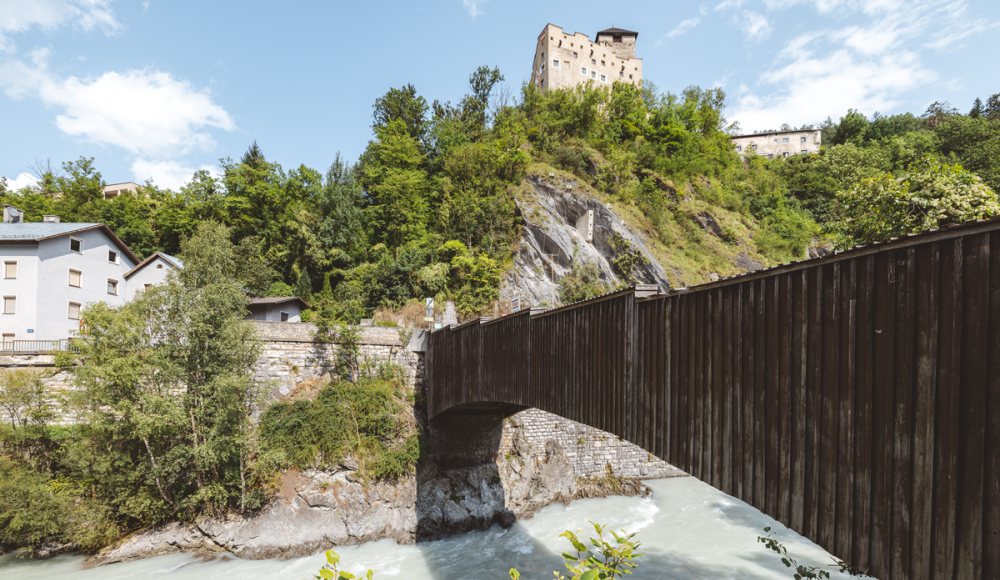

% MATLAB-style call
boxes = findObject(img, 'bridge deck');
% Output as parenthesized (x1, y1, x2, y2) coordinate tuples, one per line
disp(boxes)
(427, 217, 1000, 580)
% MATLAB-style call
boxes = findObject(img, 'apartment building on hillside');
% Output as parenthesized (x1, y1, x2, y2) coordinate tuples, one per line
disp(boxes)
(531, 24, 643, 91)
(730, 129, 823, 159)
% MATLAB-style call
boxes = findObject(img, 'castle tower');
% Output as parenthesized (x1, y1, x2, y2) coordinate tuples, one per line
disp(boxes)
(531, 24, 642, 92)
(595, 27, 638, 60)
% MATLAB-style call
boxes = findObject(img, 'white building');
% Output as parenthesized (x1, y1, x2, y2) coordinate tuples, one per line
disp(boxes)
(0, 212, 139, 342)
(124, 252, 184, 301)
(730, 129, 822, 159)
(246, 297, 309, 323)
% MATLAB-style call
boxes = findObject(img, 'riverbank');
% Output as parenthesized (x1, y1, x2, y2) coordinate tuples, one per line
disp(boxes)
(0, 477, 862, 580)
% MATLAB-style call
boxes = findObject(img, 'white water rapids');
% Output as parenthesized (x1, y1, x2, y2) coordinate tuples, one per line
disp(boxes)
(0, 477, 860, 579)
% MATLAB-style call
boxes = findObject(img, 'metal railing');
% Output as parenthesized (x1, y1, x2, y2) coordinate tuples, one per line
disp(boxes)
(0, 339, 75, 355)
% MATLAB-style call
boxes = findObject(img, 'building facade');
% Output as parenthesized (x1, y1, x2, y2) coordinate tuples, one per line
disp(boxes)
(0, 218, 139, 341)
(123, 252, 184, 301)
(246, 297, 309, 323)
(531, 24, 642, 92)
(730, 129, 822, 159)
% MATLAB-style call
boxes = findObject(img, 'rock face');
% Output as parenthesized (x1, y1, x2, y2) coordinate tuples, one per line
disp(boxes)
(505, 175, 671, 306)
(85, 428, 653, 567)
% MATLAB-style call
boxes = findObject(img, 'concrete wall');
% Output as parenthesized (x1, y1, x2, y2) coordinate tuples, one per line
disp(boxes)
(731, 129, 822, 159)
(532, 24, 642, 91)
(0, 229, 137, 340)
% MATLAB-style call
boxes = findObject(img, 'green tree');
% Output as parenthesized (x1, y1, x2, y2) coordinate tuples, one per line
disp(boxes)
(831, 109, 868, 145)
(359, 120, 431, 247)
(73, 222, 268, 519)
(372, 84, 429, 145)
(829, 159, 1000, 248)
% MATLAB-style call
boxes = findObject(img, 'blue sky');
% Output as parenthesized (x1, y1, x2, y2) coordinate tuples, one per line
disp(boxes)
(1, 0, 997, 190)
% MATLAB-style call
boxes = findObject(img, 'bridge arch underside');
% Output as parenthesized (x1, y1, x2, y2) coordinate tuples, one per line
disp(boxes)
(427, 220, 1000, 580)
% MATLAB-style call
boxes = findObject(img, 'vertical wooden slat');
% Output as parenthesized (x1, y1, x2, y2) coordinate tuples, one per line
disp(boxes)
(733, 284, 745, 502)
(791, 269, 807, 532)
(754, 279, 767, 508)
(836, 259, 857, 561)
(956, 234, 988, 580)
(722, 287, 734, 496)
(984, 231, 1000, 577)
(932, 239, 962, 580)
(890, 250, 916, 579)
(779, 273, 793, 526)
(854, 255, 875, 573)
(806, 266, 822, 541)
(910, 242, 939, 580)
(818, 262, 841, 552)
(744, 281, 756, 506)
(766, 277, 781, 519)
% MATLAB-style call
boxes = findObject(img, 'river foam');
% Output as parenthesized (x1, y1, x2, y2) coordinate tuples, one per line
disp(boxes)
(0, 477, 861, 580)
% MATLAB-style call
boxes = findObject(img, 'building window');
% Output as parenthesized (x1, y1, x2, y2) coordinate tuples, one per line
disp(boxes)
(107, 279, 118, 295)
(3, 296, 14, 314)
(750, 144, 757, 150)
(801, 137, 807, 142)
(280, 311, 289, 322)
(591, 70, 597, 79)
(573, 52, 578, 59)
(69, 269, 82, 288)
(68, 302, 81, 320)
(773, 139, 779, 144)
(600, 74, 607, 83)
(619, 72, 624, 78)
(801, 150, 808, 154)
(736, 145, 742, 152)
(782, 138, 789, 144)
(3, 261, 15, 279)
(144, 284, 152, 292)
(70, 237, 83, 253)
(552, 59, 559, 68)
(629, 74, 633, 79)
(592, 59, 596, 65)
(601, 60, 605, 66)
(613, 35, 622, 43)
(108, 249, 119, 264)
(767, 154, 775, 159)
(581, 66, 587, 75)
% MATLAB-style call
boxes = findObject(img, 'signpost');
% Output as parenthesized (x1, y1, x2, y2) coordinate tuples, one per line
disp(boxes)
(425, 298, 435, 330)
(512, 295, 521, 313)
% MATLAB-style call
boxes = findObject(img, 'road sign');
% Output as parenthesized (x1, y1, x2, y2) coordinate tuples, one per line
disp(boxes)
(425, 297, 434, 309)
(512, 295, 521, 313)
(424, 317, 433, 322)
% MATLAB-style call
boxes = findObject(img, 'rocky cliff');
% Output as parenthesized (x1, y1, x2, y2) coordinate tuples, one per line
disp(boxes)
(504, 174, 671, 306)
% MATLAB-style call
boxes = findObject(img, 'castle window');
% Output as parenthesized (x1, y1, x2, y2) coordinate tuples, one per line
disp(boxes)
(801, 137, 807, 142)
(600, 74, 607, 83)
(552, 59, 559, 68)
(750, 144, 757, 150)
(629, 74, 633, 79)
(601, 60, 605, 66)
(737, 146, 742, 151)
(614, 35, 622, 43)
(573, 52, 578, 59)
(581, 67, 587, 75)
(767, 154, 774, 159)
(591, 70, 597, 79)
(782, 138, 789, 144)
(773, 139, 779, 144)
(619, 72, 624, 78)
(801, 150, 808, 154)
(591, 59, 596, 65)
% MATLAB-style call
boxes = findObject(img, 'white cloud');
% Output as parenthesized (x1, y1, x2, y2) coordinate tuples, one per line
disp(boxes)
(142, 1, 151, 14)
(130, 159, 212, 190)
(3, 172, 39, 191)
(0, 0, 118, 50)
(0, 51, 235, 158)
(728, 0, 993, 132)
(462, 0, 487, 18)
(741, 11, 772, 41)
(670, 18, 702, 39)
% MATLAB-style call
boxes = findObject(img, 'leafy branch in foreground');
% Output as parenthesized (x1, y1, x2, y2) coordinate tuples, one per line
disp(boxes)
(758, 526, 868, 579)
(509, 521, 643, 580)
(309, 549, 373, 580)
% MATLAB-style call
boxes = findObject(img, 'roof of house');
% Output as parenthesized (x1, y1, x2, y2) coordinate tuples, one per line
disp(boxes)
(596, 27, 638, 39)
(124, 251, 185, 278)
(249, 296, 310, 309)
(730, 128, 820, 140)
(0, 222, 140, 264)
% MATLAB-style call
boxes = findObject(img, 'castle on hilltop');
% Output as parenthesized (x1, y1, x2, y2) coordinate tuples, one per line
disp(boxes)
(531, 24, 643, 92)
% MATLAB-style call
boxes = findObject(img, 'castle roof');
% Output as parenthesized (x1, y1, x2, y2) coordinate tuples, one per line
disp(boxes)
(596, 27, 638, 39)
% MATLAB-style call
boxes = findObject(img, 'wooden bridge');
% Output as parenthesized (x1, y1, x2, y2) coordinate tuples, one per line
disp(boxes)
(426, 217, 1000, 580)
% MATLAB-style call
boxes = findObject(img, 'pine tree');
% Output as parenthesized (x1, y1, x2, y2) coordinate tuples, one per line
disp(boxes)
(970, 97, 984, 118)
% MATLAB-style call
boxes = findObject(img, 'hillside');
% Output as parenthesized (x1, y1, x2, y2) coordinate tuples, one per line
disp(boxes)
(1, 69, 998, 321)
